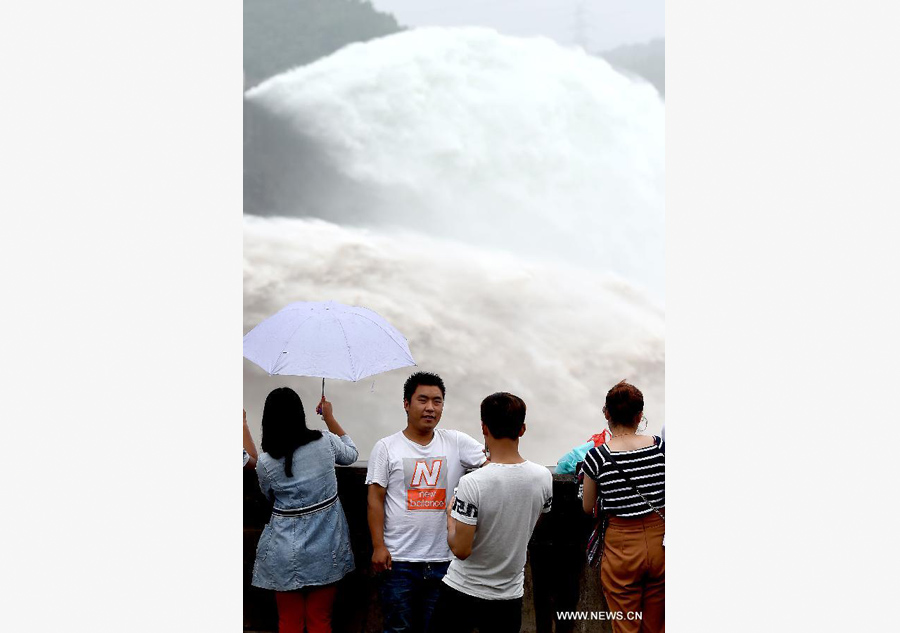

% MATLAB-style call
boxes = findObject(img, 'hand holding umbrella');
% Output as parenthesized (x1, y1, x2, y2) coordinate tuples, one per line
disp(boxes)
(244, 300, 416, 431)
(316, 395, 347, 436)
(243, 300, 417, 388)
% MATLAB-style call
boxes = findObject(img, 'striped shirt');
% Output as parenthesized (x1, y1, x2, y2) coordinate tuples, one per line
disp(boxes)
(582, 436, 665, 518)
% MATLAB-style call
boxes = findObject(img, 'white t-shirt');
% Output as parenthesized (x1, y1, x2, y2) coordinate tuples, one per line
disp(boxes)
(365, 429, 486, 562)
(442, 461, 553, 600)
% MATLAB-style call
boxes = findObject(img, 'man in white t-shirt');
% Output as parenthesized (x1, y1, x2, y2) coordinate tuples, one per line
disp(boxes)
(366, 372, 487, 633)
(428, 392, 553, 633)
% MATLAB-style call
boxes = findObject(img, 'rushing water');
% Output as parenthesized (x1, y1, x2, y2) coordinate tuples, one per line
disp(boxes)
(243, 27, 665, 465)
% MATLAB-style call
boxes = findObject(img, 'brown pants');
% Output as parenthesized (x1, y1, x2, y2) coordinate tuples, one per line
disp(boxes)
(600, 511, 665, 633)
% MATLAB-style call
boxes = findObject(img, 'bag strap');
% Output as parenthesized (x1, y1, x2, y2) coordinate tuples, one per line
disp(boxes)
(600, 443, 665, 522)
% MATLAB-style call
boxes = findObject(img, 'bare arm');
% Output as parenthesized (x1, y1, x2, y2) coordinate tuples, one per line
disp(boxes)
(318, 397, 358, 464)
(243, 409, 258, 469)
(446, 498, 476, 560)
(582, 477, 598, 515)
(318, 397, 347, 437)
(367, 484, 392, 572)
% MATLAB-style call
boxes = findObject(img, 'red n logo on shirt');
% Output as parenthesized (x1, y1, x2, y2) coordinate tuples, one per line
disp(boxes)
(409, 458, 443, 488)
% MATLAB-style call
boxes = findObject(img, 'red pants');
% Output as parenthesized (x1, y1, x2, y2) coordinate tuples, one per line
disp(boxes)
(600, 511, 665, 633)
(275, 584, 338, 633)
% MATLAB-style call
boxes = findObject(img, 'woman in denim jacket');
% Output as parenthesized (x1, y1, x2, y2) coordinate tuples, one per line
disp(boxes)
(251, 387, 359, 633)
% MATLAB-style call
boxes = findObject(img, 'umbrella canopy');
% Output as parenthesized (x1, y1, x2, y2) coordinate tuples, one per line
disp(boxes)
(243, 301, 416, 381)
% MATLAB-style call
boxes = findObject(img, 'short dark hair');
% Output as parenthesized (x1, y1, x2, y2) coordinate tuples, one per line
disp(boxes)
(604, 381, 644, 428)
(260, 387, 323, 477)
(480, 392, 526, 440)
(403, 371, 446, 402)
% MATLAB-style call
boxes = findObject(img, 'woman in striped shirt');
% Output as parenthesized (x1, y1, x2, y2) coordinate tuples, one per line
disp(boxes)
(582, 381, 665, 633)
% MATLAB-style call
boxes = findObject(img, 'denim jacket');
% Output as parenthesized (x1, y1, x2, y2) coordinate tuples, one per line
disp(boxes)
(251, 431, 358, 590)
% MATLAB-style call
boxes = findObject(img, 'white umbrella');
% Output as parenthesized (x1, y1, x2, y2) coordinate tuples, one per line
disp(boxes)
(243, 301, 416, 385)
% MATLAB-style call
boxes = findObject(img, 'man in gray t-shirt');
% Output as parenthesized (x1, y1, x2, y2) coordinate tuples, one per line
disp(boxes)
(428, 392, 553, 633)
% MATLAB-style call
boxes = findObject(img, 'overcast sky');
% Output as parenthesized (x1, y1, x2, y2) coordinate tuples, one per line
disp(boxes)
(368, 0, 664, 52)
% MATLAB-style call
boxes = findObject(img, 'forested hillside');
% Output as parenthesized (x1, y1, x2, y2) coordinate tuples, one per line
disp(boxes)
(598, 38, 665, 97)
(244, 0, 403, 88)
(245, 1, 663, 97)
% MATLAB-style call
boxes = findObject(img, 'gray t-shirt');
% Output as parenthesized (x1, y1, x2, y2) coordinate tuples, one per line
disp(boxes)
(443, 461, 553, 600)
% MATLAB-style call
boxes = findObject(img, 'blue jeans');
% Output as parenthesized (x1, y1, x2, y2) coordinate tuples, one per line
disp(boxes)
(378, 560, 451, 633)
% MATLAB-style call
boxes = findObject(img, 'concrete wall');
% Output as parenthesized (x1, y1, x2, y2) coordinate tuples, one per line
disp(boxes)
(244, 464, 613, 633)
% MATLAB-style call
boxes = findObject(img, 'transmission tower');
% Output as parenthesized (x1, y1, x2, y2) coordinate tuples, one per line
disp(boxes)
(573, 0, 590, 50)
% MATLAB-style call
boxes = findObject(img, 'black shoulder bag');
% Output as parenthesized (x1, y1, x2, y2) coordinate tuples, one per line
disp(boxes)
(604, 444, 665, 546)
(581, 457, 608, 568)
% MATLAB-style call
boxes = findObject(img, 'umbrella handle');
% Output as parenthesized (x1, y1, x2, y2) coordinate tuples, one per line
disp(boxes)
(316, 378, 327, 418)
